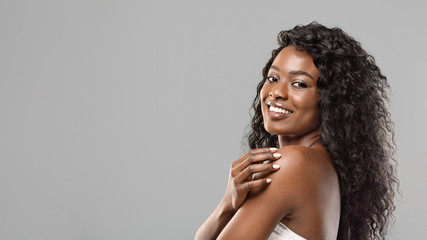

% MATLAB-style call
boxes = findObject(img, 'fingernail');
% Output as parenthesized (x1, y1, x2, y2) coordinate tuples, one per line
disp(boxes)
(273, 153, 281, 158)
(272, 164, 280, 169)
(266, 178, 272, 183)
(270, 147, 278, 151)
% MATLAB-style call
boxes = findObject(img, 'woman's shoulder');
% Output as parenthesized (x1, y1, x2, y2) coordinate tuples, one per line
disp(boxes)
(271, 145, 336, 193)
(277, 144, 328, 157)
(272, 145, 340, 239)
(276, 145, 331, 169)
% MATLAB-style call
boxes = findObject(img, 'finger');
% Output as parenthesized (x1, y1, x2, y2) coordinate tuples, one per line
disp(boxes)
(251, 171, 270, 181)
(251, 160, 279, 180)
(235, 163, 280, 183)
(236, 151, 281, 172)
(233, 147, 277, 167)
(239, 178, 272, 192)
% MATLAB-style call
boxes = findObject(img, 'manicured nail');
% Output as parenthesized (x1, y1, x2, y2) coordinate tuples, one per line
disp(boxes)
(266, 178, 272, 183)
(272, 164, 280, 169)
(270, 147, 278, 151)
(273, 153, 281, 158)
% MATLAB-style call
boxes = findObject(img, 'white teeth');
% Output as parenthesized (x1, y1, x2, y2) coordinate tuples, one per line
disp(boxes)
(269, 106, 292, 114)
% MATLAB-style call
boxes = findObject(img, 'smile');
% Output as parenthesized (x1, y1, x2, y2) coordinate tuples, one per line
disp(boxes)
(269, 106, 292, 114)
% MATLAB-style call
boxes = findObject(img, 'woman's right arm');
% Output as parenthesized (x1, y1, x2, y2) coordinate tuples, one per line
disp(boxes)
(194, 147, 281, 240)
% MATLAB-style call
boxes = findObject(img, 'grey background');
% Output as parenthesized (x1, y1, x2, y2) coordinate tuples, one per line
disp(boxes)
(1, 0, 426, 239)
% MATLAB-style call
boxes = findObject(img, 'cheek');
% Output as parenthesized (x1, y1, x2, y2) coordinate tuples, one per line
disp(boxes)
(293, 91, 318, 108)
(306, 98, 320, 122)
(260, 85, 269, 99)
(260, 90, 271, 126)
(293, 94, 319, 120)
(259, 85, 269, 109)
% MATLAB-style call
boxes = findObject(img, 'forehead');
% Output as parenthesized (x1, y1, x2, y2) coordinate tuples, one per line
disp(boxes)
(271, 46, 319, 80)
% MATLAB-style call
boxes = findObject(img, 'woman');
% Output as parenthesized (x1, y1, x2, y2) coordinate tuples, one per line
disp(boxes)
(195, 22, 398, 240)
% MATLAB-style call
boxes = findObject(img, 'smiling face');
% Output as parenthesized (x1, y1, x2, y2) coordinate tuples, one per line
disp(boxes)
(260, 46, 320, 139)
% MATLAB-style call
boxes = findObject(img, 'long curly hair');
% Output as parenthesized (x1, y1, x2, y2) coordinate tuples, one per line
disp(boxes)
(247, 22, 398, 239)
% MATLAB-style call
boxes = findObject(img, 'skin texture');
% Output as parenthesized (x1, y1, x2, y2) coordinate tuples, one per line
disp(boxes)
(195, 46, 341, 240)
(195, 147, 282, 240)
(219, 146, 340, 240)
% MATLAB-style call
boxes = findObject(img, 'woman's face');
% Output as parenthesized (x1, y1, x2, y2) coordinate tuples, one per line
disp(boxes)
(260, 46, 320, 137)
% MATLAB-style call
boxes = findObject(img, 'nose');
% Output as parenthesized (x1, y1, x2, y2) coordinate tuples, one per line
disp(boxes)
(269, 80, 288, 100)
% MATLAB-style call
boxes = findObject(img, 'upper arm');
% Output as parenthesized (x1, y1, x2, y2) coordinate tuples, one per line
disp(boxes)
(217, 147, 315, 240)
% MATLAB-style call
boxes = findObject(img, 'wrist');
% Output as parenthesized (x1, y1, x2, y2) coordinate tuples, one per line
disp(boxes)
(218, 195, 236, 216)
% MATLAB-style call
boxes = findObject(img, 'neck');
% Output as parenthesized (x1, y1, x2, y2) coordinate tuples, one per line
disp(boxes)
(278, 128, 321, 148)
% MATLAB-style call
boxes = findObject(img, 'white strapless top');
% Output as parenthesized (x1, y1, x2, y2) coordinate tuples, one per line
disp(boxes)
(268, 222, 306, 240)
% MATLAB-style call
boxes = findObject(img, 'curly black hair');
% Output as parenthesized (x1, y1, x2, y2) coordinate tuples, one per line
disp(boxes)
(247, 22, 398, 239)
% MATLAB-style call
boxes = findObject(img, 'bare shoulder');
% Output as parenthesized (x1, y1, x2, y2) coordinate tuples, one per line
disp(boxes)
(244, 144, 336, 208)
(270, 145, 337, 199)
(278, 144, 329, 160)
(217, 145, 339, 239)
(276, 145, 332, 173)
(271, 145, 340, 239)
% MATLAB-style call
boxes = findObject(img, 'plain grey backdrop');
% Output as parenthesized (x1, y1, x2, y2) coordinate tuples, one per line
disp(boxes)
(1, 0, 426, 239)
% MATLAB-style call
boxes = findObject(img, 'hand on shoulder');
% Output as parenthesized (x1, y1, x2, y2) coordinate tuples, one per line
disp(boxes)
(217, 145, 330, 239)
(270, 145, 336, 198)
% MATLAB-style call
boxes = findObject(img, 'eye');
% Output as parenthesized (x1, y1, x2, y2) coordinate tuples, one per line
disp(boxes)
(291, 81, 307, 88)
(266, 76, 279, 83)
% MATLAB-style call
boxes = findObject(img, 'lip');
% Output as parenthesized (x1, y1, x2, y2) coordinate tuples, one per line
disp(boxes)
(266, 101, 293, 120)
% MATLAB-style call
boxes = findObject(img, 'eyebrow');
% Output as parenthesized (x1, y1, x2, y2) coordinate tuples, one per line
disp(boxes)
(270, 65, 315, 81)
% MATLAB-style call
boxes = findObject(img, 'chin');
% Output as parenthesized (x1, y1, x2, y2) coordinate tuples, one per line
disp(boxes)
(264, 122, 319, 138)
(264, 123, 288, 136)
